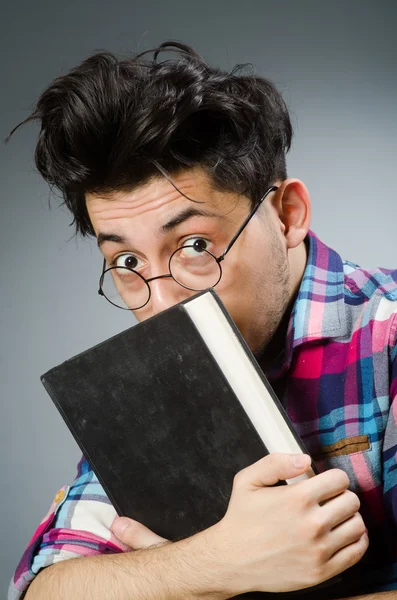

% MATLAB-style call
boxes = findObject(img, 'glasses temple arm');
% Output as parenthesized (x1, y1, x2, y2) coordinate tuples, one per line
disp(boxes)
(98, 257, 107, 295)
(219, 185, 279, 260)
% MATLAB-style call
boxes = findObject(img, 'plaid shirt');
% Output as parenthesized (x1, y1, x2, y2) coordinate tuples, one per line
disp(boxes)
(9, 231, 397, 599)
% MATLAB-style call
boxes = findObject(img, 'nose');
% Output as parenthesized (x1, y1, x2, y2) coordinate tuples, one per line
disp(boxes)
(149, 276, 192, 315)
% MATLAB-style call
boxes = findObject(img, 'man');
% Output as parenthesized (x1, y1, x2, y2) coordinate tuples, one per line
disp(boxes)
(7, 42, 397, 599)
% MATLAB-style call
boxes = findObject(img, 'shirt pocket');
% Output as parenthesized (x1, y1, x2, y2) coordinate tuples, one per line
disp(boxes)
(313, 434, 382, 494)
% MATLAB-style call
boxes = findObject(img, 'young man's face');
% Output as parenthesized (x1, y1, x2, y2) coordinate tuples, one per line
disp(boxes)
(86, 168, 307, 354)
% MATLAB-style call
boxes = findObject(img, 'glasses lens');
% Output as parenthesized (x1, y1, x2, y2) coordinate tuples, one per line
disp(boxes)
(100, 267, 150, 310)
(169, 246, 222, 291)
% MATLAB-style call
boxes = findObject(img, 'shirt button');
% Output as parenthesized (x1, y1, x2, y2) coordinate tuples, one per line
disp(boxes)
(54, 489, 65, 504)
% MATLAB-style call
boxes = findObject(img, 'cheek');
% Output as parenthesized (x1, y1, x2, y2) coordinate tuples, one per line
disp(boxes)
(214, 263, 258, 325)
(219, 241, 269, 292)
(213, 240, 284, 327)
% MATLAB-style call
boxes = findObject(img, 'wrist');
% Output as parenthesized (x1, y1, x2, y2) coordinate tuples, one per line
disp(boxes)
(161, 524, 236, 600)
(173, 521, 245, 599)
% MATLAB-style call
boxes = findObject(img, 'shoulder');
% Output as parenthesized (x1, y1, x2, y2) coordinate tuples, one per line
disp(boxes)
(343, 260, 397, 303)
(342, 260, 397, 346)
(10, 456, 121, 599)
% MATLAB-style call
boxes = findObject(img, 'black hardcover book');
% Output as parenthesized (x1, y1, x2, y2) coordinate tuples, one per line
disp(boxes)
(41, 289, 340, 598)
(42, 289, 316, 539)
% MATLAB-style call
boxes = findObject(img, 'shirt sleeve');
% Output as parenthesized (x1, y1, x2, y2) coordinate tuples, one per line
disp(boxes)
(384, 313, 397, 520)
(8, 456, 128, 600)
(377, 312, 397, 589)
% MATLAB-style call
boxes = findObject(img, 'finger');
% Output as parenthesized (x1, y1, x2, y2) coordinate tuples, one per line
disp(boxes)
(327, 513, 367, 557)
(326, 530, 369, 579)
(303, 468, 350, 504)
(234, 453, 312, 490)
(111, 516, 169, 550)
(320, 489, 361, 530)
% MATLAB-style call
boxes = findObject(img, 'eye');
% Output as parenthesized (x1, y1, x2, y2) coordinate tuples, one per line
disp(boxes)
(181, 237, 211, 256)
(113, 254, 144, 270)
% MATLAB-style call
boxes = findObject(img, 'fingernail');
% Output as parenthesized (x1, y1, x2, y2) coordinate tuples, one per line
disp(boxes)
(112, 517, 130, 537)
(292, 454, 310, 468)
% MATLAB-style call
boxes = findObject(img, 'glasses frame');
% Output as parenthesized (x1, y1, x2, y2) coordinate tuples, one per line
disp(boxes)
(98, 185, 279, 310)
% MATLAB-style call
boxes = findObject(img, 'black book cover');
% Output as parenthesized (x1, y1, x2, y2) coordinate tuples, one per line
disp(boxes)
(42, 291, 345, 598)
(42, 297, 271, 540)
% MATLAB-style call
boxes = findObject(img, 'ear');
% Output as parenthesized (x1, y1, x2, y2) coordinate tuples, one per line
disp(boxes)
(272, 179, 311, 249)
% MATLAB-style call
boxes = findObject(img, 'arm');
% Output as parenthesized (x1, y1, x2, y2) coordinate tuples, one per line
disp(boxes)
(24, 453, 368, 599)
(25, 530, 227, 600)
(340, 318, 397, 600)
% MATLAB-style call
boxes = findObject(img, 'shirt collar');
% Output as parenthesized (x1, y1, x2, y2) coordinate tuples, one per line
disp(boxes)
(270, 231, 348, 377)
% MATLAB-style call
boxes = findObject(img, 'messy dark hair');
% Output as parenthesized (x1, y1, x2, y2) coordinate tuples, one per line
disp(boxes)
(7, 41, 292, 237)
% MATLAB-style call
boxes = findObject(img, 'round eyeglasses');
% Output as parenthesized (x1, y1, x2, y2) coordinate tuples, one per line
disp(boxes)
(98, 185, 278, 310)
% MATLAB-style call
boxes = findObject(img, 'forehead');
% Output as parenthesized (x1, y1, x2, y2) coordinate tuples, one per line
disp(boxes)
(85, 169, 242, 236)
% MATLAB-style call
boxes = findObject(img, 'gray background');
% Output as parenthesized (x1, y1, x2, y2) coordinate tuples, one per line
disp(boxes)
(1, 0, 396, 593)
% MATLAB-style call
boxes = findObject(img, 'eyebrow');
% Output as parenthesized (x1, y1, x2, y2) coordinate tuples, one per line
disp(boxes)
(97, 232, 129, 248)
(96, 207, 220, 248)
(160, 207, 220, 232)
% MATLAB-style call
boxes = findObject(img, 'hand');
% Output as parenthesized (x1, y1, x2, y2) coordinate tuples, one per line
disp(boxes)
(111, 516, 169, 550)
(204, 453, 369, 596)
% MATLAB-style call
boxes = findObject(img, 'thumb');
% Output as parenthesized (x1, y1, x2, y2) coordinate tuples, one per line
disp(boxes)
(111, 517, 169, 550)
(238, 452, 312, 490)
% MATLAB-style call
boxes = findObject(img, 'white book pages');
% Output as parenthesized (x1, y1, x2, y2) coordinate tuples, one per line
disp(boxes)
(185, 292, 315, 484)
